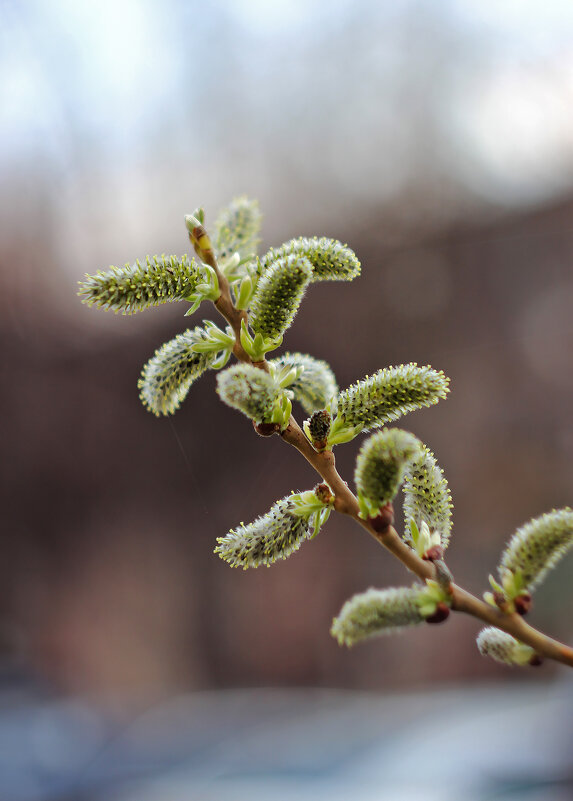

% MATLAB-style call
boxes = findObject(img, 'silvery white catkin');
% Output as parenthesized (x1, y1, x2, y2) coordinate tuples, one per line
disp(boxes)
(355, 429, 421, 510)
(259, 237, 361, 282)
(249, 255, 313, 340)
(78, 254, 200, 314)
(499, 508, 573, 591)
(331, 586, 426, 646)
(403, 446, 453, 550)
(269, 352, 338, 414)
(476, 627, 535, 666)
(216, 363, 280, 424)
(139, 326, 216, 416)
(213, 196, 262, 262)
(215, 498, 311, 568)
(333, 363, 450, 434)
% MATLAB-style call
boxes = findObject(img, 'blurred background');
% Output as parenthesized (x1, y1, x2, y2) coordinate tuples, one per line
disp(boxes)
(2, 0, 573, 798)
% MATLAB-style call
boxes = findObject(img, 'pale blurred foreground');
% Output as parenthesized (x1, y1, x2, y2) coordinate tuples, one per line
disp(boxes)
(1, 678, 572, 801)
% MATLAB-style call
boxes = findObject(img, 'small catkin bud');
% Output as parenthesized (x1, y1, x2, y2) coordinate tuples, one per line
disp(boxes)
(269, 353, 338, 414)
(331, 586, 426, 646)
(252, 421, 281, 437)
(499, 508, 573, 592)
(355, 429, 421, 513)
(216, 364, 280, 424)
(78, 255, 200, 314)
(213, 196, 262, 261)
(334, 364, 450, 434)
(249, 255, 313, 340)
(138, 327, 216, 416)
(308, 410, 332, 447)
(476, 627, 537, 667)
(215, 498, 311, 568)
(403, 446, 453, 551)
(314, 483, 334, 505)
(260, 237, 361, 282)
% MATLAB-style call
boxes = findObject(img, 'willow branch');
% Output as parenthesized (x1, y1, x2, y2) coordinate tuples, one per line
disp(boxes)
(206, 244, 573, 669)
(279, 418, 573, 667)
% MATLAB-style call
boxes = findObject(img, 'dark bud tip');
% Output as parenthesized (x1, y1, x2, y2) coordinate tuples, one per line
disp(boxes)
(422, 545, 444, 562)
(308, 410, 331, 445)
(425, 602, 451, 625)
(529, 654, 544, 667)
(252, 421, 280, 437)
(369, 502, 395, 533)
(514, 592, 532, 617)
(493, 591, 507, 610)
(314, 483, 334, 505)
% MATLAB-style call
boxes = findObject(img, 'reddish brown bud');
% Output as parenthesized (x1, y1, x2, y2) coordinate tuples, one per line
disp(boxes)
(513, 592, 532, 616)
(529, 653, 544, 667)
(252, 421, 280, 437)
(425, 602, 450, 624)
(314, 483, 333, 505)
(422, 545, 444, 562)
(492, 591, 507, 609)
(369, 502, 395, 533)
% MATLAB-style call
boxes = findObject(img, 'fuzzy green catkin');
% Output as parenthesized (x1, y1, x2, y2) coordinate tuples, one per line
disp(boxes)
(216, 363, 280, 424)
(78, 255, 200, 314)
(260, 237, 361, 282)
(334, 363, 450, 434)
(476, 627, 536, 666)
(331, 586, 425, 646)
(138, 326, 216, 416)
(403, 446, 452, 550)
(249, 255, 313, 340)
(355, 429, 421, 510)
(499, 508, 573, 592)
(213, 196, 262, 261)
(215, 498, 311, 568)
(269, 353, 338, 414)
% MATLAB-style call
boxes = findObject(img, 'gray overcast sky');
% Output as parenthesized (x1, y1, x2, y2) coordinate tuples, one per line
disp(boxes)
(2, 0, 573, 288)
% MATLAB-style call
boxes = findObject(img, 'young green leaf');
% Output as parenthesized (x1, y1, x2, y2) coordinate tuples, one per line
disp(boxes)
(78, 255, 200, 314)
